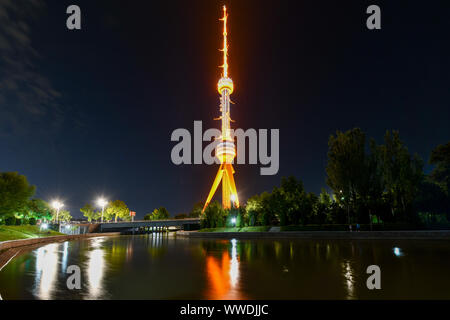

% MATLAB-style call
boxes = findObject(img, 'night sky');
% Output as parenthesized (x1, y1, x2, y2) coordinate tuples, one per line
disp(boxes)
(1, 0, 449, 218)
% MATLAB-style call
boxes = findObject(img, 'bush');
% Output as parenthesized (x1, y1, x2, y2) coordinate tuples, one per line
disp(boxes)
(15, 218, 22, 225)
(29, 218, 37, 225)
(5, 216, 16, 226)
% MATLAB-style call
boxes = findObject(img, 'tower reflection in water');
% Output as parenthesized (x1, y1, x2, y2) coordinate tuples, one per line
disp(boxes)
(205, 239, 242, 299)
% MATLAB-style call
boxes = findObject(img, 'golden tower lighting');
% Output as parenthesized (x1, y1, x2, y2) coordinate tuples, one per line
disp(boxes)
(202, 5, 239, 212)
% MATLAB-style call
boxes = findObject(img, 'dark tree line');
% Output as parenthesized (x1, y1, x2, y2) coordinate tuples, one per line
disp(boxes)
(0, 172, 72, 225)
(201, 129, 450, 228)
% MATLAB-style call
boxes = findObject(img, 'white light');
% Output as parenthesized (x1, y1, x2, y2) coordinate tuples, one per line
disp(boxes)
(41, 223, 48, 230)
(97, 198, 107, 207)
(65, 225, 71, 229)
(230, 239, 239, 288)
(35, 243, 59, 299)
(231, 217, 236, 224)
(230, 194, 237, 202)
(393, 247, 402, 257)
(51, 200, 64, 210)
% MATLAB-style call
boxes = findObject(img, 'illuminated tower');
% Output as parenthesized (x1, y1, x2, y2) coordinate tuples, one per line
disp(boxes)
(203, 6, 239, 212)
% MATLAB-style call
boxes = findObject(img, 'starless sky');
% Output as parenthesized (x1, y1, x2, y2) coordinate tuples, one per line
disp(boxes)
(0, 0, 449, 218)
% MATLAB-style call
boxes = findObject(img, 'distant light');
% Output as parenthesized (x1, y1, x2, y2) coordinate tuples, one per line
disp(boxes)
(393, 247, 402, 257)
(231, 217, 236, 224)
(41, 223, 48, 230)
(51, 200, 64, 210)
(97, 198, 107, 207)
(230, 194, 237, 202)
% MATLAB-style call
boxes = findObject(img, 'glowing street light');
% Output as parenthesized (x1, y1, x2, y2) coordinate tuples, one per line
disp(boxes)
(97, 198, 108, 222)
(51, 200, 64, 223)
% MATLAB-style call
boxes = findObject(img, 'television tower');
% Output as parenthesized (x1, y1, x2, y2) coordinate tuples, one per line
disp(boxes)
(202, 5, 239, 212)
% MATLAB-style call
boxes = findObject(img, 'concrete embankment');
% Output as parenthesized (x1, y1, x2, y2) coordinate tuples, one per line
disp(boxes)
(177, 230, 450, 240)
(0, 232, 120, 270)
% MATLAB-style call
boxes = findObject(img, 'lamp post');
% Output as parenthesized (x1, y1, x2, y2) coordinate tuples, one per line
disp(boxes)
(97, 198, 107, 222)
(51, 200, 64, 224)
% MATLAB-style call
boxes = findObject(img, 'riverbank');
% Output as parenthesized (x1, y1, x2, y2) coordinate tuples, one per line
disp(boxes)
(0, 225, 64, 242)
(0, 232, 121, 271)
(178, 230, 450, 240)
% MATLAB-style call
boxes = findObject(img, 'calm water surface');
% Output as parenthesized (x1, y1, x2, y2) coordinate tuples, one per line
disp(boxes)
(1, 234, 449, 299)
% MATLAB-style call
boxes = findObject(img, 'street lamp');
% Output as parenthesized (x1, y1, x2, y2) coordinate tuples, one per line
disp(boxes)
(97, 198, 107, 222)
(51, 200, 64, 223)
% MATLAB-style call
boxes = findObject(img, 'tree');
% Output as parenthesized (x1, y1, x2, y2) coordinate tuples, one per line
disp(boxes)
(105, 200, 130, 222)
(0, 172, 35, 218)
(358, 139, 384, 223)
(246, 194, 263, 226)
(26, 199, 52, 221)
(260, 191, 278, 226)
(430, 142, 450, 195)
(316, 189, 332, 224)
(80, 203, 99, 222)
(144, 207, 170, 221)
(380, 131, 423, 221)
(201, 201, 225, 228)
(326, 128, 367, 223)
(415, 179, 449, 222)
(189, 202, 204, 218)
(279, 176, 305, 225)
(56, 210, 72, 222)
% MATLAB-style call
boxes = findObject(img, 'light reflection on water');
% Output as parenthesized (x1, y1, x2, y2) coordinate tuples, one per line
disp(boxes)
(34, 243, 59, 300)
(1, 236, 450, 300)
(86, 238, 106, 299)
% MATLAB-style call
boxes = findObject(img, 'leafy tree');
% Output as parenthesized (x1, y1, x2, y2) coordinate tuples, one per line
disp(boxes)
(316, 189, 332, 224)
(301, 192, 319, 225)
(189, 202, 204, 218)
(0, 172, 35, 218)
(260, 191, 278, 226)
(80, 203, 99, 222)
(326, 128, 366, 223)
(430, 142, 450, 195)
(280, 176, 305, 225)
(358, 139, 384, 223)
(105, 200, 130, 222)
(201, 201, 225, 228)
(380, 131, 423, 221)
(415, 179, 449, 222)
(246, 194, 263, 226)
(144, 207, 170, 221)
(27, 199, 52, 221)
(56, 210, 72, 222)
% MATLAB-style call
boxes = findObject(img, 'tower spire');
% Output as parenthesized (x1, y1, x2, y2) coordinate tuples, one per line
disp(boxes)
(220, 5, 229, 78)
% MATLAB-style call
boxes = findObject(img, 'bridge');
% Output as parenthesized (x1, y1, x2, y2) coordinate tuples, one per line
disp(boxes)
(98, 218, 201, 234)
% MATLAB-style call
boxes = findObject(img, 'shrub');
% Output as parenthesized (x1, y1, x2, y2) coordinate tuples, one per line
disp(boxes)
(5, 216, 16, 226)
(29, 218, 37, 225)
(15, 218, 22, 225)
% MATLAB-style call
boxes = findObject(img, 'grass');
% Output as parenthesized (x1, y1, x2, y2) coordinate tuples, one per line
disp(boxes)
(198, 226, 271, 232)
(0, 225, 64, 242)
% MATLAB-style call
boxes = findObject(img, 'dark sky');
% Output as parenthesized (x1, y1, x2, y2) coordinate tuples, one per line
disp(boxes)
(1, 0, 449, 218)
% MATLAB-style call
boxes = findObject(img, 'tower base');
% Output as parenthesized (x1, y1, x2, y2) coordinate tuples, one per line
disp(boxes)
(203, 163, 239, 212)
